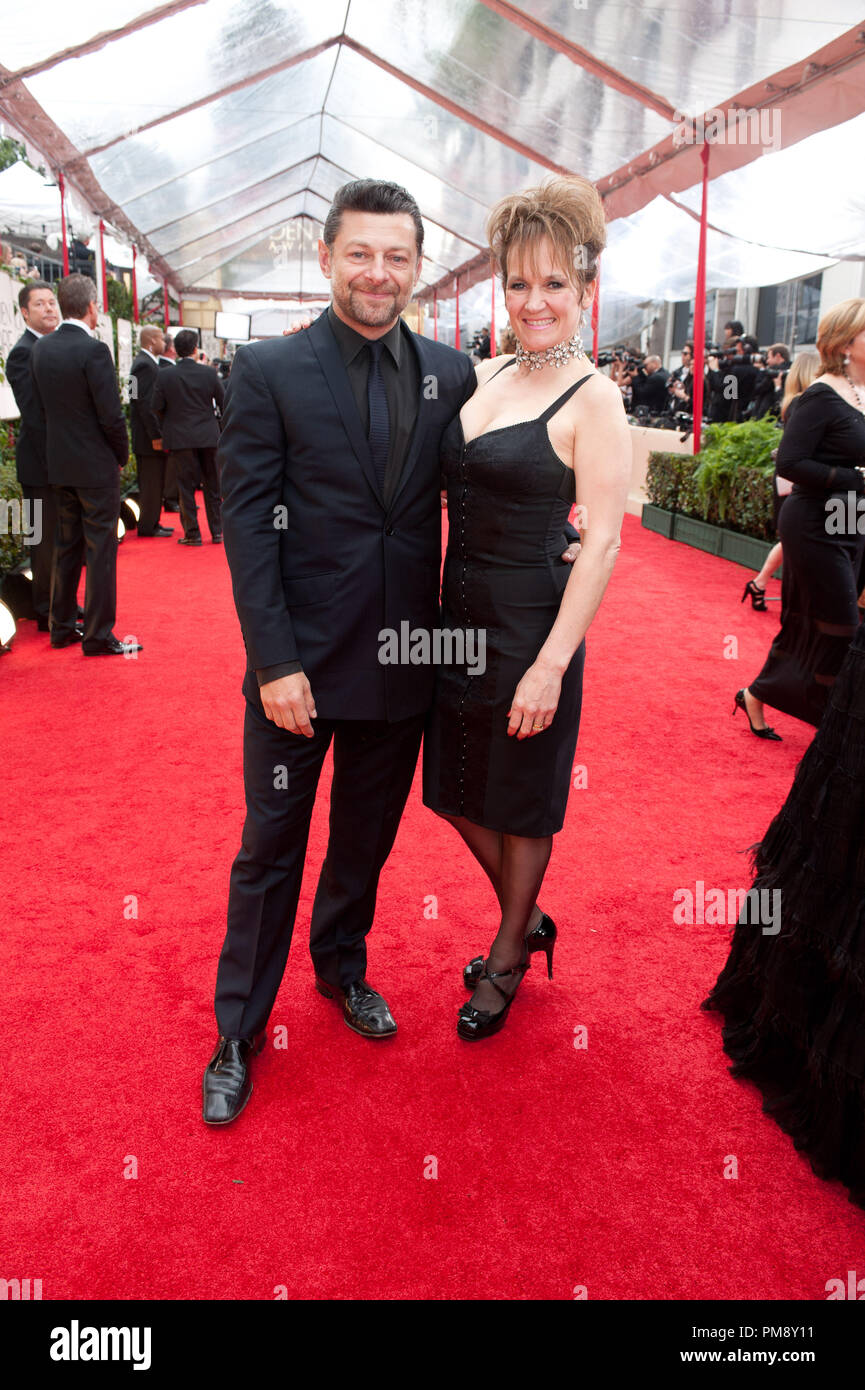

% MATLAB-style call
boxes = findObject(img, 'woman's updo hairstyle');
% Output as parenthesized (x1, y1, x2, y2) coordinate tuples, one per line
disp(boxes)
(487, 175, 606, 293)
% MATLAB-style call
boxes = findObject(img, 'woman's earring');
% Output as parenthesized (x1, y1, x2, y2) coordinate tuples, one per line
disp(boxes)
(843, 351, 851, 366)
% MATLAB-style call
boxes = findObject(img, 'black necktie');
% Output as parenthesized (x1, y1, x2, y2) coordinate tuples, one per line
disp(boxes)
(367, 340, 390, 495)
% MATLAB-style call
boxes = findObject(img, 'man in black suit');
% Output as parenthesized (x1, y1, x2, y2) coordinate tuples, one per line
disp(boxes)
(30, 273, 142, 656)
(129, 325, 174, 538)
(6, 280, 61, 630)
(151, 329, 224, 545)
(203, 179, 582, 1125)
(157, 334, 180, 512)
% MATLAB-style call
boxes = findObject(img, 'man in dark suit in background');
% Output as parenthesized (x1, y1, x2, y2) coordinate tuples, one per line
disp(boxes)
(151, 328, 224, 546)
(6, 280, 62, 630)
(30, 273, 142, 656)
(129, 325, 173, 538)
(157, 332, 180, 512)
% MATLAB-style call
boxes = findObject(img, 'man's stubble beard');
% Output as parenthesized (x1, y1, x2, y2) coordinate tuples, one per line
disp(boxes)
(332, 275, 411, 330)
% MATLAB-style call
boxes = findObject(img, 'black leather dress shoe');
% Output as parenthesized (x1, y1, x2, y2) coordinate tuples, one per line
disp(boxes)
(163, 502, 181, 513)
(202, 1033, 267, 1125)
(51, 630, 83, 648)
(315, 976, 397, 1037)
(82, 636, 143, 655)
(178, 536, 203, 546)
(211, 534, 223, 544)
(140, 525, 174, 537)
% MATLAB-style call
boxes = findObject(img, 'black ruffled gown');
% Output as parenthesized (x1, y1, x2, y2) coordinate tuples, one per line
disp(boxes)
(703, 617, 865, 1208)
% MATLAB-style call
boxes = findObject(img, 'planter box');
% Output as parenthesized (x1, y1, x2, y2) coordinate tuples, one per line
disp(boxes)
(640, 503, 675, 538)
(641, 504, 782, 575)
(718, 528, 774, 572)
(673, 514, 722, 555)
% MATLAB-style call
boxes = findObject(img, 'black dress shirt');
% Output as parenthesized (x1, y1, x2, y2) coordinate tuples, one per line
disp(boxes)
(256, 305, 420, 687)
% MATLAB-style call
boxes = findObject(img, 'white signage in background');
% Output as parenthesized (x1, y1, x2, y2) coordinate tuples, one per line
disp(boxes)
(201, 332, 219, 361)
(116, 318, 132, 379)
(95, 311, 115, 360)
(0, 270, 25, 421)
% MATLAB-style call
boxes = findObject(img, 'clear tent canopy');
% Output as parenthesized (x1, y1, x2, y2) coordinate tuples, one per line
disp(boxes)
(1, 0, 863, 339)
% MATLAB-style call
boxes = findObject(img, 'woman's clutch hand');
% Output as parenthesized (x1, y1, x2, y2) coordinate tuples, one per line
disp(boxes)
(507, 662, 563, 739)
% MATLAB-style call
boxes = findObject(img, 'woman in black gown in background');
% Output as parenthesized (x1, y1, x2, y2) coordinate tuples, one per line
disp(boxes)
(706, 298, 865, 1208)
(736, 300, 865, 738)
(422, 177, 632, 1039)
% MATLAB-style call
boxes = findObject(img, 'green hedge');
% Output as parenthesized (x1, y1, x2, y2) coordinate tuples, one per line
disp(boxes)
(646, 417, 782, 543)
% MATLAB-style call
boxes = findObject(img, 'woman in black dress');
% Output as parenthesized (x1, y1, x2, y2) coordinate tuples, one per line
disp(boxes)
(422, 177, 632, 1039)
(736, 300, 865, 739)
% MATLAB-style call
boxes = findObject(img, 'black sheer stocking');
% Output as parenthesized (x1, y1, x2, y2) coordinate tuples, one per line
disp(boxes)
(435, 812, 551, 1016)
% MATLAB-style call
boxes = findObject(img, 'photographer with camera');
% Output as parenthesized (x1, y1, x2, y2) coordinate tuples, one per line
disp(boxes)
(748, 342, 791, 420)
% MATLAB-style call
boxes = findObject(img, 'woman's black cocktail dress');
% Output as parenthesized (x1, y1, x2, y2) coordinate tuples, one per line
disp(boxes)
(422, 366, 592, 837)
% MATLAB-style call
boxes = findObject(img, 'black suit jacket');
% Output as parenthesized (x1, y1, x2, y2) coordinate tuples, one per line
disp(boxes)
(30, 322, 128, 487)
(129, 350, 161, 453)
(6, 328, 48, 486)
(218, 312, 476, 722)
(151, 358, 224, 450)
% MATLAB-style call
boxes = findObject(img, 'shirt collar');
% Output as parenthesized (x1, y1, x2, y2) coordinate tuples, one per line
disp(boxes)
(327, 303, 401, 368)
(63, 318, 94, 337)
(25, 325, 45, 339)
(141, 347, 159, 363)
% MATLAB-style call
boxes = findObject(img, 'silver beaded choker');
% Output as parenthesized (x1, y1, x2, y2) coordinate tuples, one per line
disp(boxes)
(514, 330, 586, 371)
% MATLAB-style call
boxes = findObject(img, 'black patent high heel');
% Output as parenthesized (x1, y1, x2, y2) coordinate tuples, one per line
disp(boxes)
(457, 949, 530, 1041)
(742, 579, 767, 611)
(733, 688, 782, 741)
(463, 912, 556, 988)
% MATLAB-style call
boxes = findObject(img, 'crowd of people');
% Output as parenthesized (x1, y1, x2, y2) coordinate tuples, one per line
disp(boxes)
(606, 319, 793, 424)
(6, 275, 227, 652)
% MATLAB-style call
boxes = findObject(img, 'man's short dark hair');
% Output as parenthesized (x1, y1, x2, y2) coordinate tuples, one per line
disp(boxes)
(174, 329, 199, 358)
(725, 319, 744, 336)
(769, 342, 791, 363)
(57, 273, 97, 320)
(742, 334, 759, 355)
(19, 279, 54, 312)
(322, 180, 424, 258)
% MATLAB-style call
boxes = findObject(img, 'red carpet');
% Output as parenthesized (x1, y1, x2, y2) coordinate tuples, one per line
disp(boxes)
(2, 511, 863, 1300)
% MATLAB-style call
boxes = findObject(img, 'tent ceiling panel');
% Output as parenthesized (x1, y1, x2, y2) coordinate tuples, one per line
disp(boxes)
(341, 0, 671, 179)
(670, 110, 865, 260)
(318, 114, 489, 247)
(603, 193, 836, 303)
(0, 2, 181, 75)
(22, 0, 344, 151)
(84, 50, 336, 208)
(118, 113, 320, 232)
(523, 0, 860, 114)
(324, 45, 572, 206)
(148, 156, 320, 253)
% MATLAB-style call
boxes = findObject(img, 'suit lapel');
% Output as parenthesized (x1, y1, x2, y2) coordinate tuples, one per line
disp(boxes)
(308, 312, 384, 509)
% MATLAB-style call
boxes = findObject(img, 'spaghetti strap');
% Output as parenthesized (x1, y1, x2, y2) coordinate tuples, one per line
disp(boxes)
(538, 373, 594, 423)
(485, 357, 518, 383)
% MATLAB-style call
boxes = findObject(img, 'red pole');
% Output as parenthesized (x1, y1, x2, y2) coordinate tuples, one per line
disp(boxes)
(453, 271, 461, 347)
(691, 143, 711, 454)
(433, 290, 438, 341)
(591, 258, 601, 362)
(58, 170, 69, 275)
(177, 298, 184, 327)
(490, 271, 496, 357)
(163, 280, 170, 329)
(131, 245, 139, 324)
(98, 219, 108, 311)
